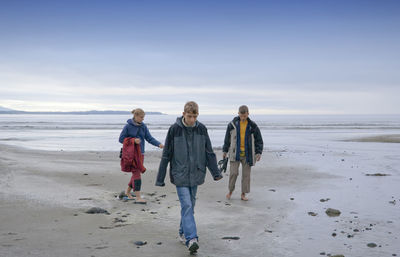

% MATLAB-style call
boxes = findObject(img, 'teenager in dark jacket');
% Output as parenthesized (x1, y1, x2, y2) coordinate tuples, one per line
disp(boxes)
(119, 108, 163, 203)
(223, 105, 263, 201)
(156, 101, 223, 254)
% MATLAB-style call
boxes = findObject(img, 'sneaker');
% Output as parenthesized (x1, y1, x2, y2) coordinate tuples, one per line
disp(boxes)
(178, 233, 185, 245)
(187, 238, 199, 253)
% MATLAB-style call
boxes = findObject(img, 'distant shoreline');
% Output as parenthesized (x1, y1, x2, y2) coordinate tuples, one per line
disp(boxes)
(0, 111, 165, 115)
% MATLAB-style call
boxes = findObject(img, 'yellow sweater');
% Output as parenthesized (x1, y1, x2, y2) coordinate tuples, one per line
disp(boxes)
(240, 120, 248, 156)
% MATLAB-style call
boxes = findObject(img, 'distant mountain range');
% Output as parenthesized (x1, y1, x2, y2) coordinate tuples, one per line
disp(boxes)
(0, 106, 14, 112)
(0, 106, 164, 115)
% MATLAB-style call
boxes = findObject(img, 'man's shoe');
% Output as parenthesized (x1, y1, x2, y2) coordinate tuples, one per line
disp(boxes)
(187, 238, 199, 253)
(178, 234, 185, 245)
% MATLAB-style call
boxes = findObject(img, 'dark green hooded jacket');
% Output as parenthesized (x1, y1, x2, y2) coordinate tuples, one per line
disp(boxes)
(156, 116, 222, 187)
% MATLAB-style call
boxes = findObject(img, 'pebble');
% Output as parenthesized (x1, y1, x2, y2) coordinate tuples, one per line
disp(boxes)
(367, 243, 377, 248)
(118, 191, 127, 199)
(325, 208, 341, 217)
(221, 236, 240, 240)
(85, 207, 110, 215)
(99, 226, 113, 229)
(134, 241, 147, 246)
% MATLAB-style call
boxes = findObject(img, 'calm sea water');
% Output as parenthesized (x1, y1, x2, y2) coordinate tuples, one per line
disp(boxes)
(0, 114, 399, 151)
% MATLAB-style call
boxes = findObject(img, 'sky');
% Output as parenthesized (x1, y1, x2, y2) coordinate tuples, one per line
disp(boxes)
(0, 0, 399, 115)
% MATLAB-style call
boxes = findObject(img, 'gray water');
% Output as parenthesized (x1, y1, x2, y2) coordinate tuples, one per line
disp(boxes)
(0, 114, 399, 151)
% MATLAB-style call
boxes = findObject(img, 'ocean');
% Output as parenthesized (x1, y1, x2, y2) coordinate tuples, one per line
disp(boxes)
(0, 114, 399, 152)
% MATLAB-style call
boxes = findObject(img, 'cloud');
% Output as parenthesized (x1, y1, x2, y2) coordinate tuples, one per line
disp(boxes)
(2, 78, 398, 114)
(1, 59, 399, 114)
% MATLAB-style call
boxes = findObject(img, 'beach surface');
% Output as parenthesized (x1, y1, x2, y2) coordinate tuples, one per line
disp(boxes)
(0, 140, 399, 257)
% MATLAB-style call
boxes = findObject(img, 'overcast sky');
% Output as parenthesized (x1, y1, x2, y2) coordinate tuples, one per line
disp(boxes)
(0, 0, 399, 114)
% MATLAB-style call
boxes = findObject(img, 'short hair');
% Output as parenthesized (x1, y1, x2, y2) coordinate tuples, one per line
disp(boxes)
(238, 105, 249, 114)
(131, 108, 145, 117)
(184, 101, 199, 114)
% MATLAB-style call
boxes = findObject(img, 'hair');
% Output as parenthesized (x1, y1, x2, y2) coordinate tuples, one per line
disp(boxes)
(238, 105, 249, 114)
(131, 108, 145, 117)
(184, 101, 199, 114)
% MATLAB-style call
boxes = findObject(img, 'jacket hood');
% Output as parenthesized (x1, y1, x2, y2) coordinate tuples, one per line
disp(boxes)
(127, 119, 144, 127)
(176, 116, 199, 128)
(232, 116, 251, 122)
(232, 116, 255, 127)
(232, 116, 240, 123)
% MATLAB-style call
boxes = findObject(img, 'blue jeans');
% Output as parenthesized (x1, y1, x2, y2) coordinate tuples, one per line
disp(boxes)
(177, 186, 198, 244)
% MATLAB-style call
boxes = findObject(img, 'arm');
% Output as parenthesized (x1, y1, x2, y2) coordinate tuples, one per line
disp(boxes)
(254, 125, 264, 155)
(205, 128, 223, 180)
(222, 123, 232, 154)
(144, 125, 162, 147)
(119, 125, 128, 144)
(156, 126, 173, 186)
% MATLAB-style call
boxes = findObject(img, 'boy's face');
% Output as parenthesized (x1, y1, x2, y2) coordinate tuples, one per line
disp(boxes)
(238, 112, 249, 122)
(183, 112, 198, 126)
(134, 114, 145, 123)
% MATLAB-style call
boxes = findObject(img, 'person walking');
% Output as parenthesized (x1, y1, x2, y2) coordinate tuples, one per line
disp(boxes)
(119, 108, 163, 203)
(223, 105, 263, 201)
(155, 101, 223, 253)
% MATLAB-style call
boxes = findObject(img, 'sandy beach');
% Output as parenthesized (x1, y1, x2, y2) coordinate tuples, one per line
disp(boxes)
(0, 138, 399, 257)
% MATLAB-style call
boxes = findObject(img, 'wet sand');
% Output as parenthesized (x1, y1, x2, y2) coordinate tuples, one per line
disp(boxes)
(343, 134, 400, 143)
(0, 142, 399, 257)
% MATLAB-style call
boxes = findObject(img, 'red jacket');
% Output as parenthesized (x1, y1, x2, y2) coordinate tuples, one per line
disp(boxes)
(120, 137, 146, 174)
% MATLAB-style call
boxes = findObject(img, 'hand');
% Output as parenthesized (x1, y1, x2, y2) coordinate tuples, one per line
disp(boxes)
(223, 152, 227, 159)
(155, 182, 165, 187)
(256, 154, 261, 162)
(159, 144, 164, 149)
(134, 138, 141, 144)
(214, 175, 223, 181)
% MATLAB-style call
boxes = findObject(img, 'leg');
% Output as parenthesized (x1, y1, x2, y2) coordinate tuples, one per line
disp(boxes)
(126, 175, 135, 199)
(133, 179, 146, 203)
(241, 157, 251, 201)
(227, 161, 240, 199)
(179, 186, 197, 240)
(177, 186, 198, 244)
(125, 186, 135, 199)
